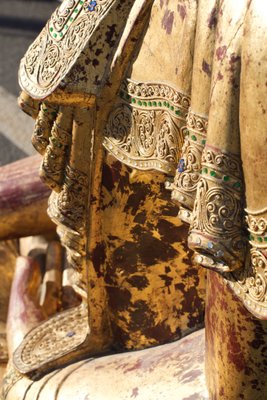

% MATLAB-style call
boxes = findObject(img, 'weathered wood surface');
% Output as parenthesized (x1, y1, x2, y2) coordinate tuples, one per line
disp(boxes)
(0, 155, 55, 239)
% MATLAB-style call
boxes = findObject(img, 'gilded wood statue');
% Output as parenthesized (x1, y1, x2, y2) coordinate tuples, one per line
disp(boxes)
(0, 0, 267, 399)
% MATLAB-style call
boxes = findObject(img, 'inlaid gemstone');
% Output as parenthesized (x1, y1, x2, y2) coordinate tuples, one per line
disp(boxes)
(210, 170, 216, 177)
(87, 1, 97, 11)
(178, 158, 185, 173)
(191, 135, 197, 141)
(66, 331, 76, 338)
(233, 181, 241, 188)
(223, 175, 230, 182)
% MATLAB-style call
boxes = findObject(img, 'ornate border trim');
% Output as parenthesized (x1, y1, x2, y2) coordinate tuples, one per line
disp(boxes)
(103, 80, 190, 175)
(19, 0, 117, 98)
(227, 209, 267, 319)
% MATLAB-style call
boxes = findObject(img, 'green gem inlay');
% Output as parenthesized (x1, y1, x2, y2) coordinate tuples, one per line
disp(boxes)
(201, 139, 206, 145)
(203, 168, 208, 174)
(70, 17, 74, 22)
(80, 0, 84, 4)
(158, 101, 162, 107)
(53, 33, 57, 38)
(223, 175, 230, 182)
(51, 112, 57, 118)
(131, 98, 136, 104)
(210, 170, 216, 177)
(163, 101, 167, 107)
(59, 32, 63, 37)
(143, 101, 147, 106)
(49, 27, 53, 32)
(264, 237, 267, 242)
(258, 237, 263, 243)
(74, 8, 79, 13)
(65, 25, 68, 29)
(166, 103, 170, 108)
(233, 182, 241, 188)
(191, 135, 197, 141)
(170, 105, 174, 111)
(148, 101, 152, 106)
(138, 100, 142, 106)
(175, 110, 181, 115)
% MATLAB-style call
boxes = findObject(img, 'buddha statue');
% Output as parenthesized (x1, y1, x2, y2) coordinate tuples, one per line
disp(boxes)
(1, 0, 267, 399)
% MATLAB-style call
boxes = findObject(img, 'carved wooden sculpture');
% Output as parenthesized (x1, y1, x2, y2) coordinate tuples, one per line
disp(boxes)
(1, 0, 267, 399)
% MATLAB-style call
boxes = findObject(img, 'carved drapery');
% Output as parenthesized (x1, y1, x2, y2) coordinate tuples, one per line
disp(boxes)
(103, 80, 189, 176)
(19, 0, 118, 98)
(170, 109, 208, 224)
(13, 303, 89, 374)
(227, 210, 267, 318)
(189, 146, 247, 273)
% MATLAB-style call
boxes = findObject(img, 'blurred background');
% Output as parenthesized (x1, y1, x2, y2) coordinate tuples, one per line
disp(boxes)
(0, 0, 58, 165)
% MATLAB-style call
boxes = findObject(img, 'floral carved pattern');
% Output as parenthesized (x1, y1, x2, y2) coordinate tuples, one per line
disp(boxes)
(103, 80, 189, 175)
(228, 209, 267, 319)
(19, 0, 117, 98)
(189, 145, 247, 273)
(171, 109, 208, 219)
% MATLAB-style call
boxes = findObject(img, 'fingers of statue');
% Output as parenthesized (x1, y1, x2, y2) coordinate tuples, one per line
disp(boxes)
(39, 241, 63, 317)
(32, 102, 59, 155)
(18, 91, 40, 120)
(39, 105, 74, 192)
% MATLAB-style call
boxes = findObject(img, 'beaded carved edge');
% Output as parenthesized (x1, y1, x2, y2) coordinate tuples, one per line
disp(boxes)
(19, 0, 116, 99)
(189, 145, 247, 273)
(170, 109, 208, 220)
(227, 209, 267, 319)
(13, 304, 88, 374)
(103, 79, 190, 175)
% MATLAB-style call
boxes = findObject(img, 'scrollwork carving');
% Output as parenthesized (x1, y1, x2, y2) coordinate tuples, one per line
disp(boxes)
(227, 210, 267, 318)
(169, 109, 208, 223)
(103, 80, 188, 175)
(189, 145, 247, 272)
(19, 0, 118, 98)
(48, 164, 88, 276)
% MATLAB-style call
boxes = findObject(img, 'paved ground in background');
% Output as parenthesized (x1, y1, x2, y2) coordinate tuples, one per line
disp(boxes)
(0, 0, 58, 165)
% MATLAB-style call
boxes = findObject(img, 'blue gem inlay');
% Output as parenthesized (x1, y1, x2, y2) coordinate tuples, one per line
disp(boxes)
(66, 331, 76, 338)
(87, 1, 97, 11)
(178, 158, 185, 173)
